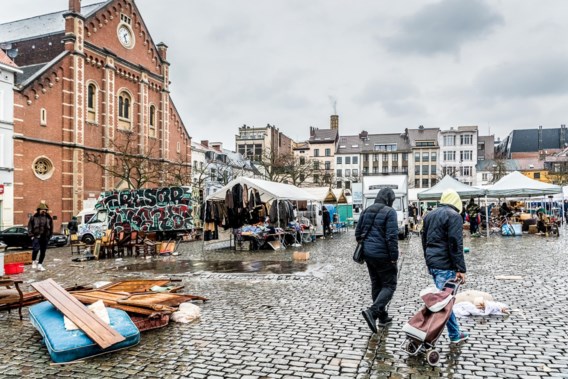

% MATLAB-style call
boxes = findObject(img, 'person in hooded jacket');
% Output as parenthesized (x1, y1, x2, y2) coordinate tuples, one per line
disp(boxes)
(421, 188, 469, 344)
(322, 206, 332, 239)
(28, 203, 53, 272)
(355, 188, 399, 333)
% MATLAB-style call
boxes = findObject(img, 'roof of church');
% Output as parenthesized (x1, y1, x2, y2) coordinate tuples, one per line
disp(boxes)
(0, 2, 109, 43)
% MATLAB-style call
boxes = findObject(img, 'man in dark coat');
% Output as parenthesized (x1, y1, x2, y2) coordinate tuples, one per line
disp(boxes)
(322, 206, 332, 239)
(28, 203, 53, 272)
(421, 188, 469, 344)
(356, 188, 399, 333)
(67, 216, 79, 235)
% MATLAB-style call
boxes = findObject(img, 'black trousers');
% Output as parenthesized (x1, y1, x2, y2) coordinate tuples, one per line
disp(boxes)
(364, 256, 398, 318)
(32, 236, 49, 264)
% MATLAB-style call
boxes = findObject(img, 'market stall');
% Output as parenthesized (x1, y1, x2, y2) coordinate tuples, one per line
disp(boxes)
(204, 178, 319, 250)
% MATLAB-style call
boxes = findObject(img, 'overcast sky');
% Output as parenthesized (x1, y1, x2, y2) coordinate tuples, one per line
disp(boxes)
(2, 0, 568, 148)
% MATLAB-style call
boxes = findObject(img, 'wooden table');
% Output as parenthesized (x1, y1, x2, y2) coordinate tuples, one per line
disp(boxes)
(0, 276, 24, 320)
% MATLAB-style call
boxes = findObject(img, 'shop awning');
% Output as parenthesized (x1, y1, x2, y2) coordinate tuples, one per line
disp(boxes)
(206, 178, 319, 202)
(418, 175, 487, 200)
(486, 171, 562, 197)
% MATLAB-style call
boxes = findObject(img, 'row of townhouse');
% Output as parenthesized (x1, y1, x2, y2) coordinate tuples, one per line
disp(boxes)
(334, 125, 494, 190)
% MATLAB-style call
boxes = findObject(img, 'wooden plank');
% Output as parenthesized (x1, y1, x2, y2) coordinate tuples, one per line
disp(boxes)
(31, 279, 125, 349)
(99, 280, 171, 293)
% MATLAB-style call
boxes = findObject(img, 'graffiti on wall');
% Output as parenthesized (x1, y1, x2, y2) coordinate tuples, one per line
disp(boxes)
(96, 186, 192, 210)
(111, 204, 194, 232)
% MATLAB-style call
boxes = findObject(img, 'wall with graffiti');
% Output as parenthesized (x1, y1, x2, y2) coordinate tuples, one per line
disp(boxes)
(80, 187, 194, 239)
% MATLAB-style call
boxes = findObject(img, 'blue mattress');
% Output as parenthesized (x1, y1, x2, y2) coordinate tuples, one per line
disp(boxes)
(29, 301, 140, 363)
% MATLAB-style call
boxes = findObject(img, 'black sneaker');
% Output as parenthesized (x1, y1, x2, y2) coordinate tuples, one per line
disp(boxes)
(361, 309, 378, 334)
(378, 316, 393, 327)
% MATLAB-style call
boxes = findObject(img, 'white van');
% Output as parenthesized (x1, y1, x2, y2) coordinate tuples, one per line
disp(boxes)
(76, 208, 96, 227)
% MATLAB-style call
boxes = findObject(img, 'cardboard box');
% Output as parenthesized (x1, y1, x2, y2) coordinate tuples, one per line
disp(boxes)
(4, 251, 33, 265)
(293, 251, 310, 260)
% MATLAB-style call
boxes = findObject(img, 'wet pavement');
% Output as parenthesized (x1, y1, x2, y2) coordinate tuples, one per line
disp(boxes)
(1, 228, 568, 378)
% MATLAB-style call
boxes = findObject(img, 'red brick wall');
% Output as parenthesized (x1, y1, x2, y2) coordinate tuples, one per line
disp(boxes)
(11, 0, 191, 230)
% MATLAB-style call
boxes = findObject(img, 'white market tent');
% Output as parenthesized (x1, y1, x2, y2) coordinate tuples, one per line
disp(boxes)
(418, 175, 487, 201)
(487, 171, 562, 197)
(303, 187, 337, 203)
(206, 177, 319, 202)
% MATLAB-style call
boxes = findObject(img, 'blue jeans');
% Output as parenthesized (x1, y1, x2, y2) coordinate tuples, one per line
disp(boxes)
(429, 268, 461, 340)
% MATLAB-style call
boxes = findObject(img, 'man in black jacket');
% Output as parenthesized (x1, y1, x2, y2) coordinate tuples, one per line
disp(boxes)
(28, 203, 53, 272)
(356, 188, 399, 333)
(421, 188, 469, 344)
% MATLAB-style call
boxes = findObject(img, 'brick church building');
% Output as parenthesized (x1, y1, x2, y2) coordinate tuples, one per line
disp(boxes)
(0, 0, 192, 230)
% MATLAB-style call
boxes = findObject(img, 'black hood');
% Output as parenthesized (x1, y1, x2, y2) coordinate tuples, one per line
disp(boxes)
(374, 188, 395, 207)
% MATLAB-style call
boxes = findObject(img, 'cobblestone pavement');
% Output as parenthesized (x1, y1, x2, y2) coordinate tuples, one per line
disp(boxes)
(1, 228, 568, 378)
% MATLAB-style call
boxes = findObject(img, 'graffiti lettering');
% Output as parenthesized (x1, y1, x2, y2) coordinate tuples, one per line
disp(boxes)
(96, 186, 191, 210)
(110, 205, 194, 232)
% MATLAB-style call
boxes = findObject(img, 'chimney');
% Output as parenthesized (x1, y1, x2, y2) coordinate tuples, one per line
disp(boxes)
(358, 130, 368, 140)
(157, 43, 168, 62)
(330, 115, 339, 130)
(201, 140, 209, 148)
(69, 0, 81, 13)
(310, 126, 315, 137)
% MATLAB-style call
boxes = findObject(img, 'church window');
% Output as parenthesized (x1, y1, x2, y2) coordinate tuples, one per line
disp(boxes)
(87, 83, 97, 123)
(149, 104, 156, 137)
(32, 156, 54, 180)
(118, 91, 132, 129)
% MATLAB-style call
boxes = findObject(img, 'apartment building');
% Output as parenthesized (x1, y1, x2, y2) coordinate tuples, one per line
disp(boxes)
(438, 126, 478, 186)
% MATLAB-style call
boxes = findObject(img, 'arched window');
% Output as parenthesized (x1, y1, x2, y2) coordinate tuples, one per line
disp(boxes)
(118, 91, 132, 129)
(87, 83, 97, 123)
(149, 105, 156, 137)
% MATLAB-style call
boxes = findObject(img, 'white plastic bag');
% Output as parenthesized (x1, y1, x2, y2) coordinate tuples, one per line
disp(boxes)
(171, 302, 201, 323)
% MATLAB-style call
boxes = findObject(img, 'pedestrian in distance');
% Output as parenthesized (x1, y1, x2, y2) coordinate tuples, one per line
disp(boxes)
(466, 198, 480, 236)
(28, 202, 53, 272)
(421, 188, 469, 344)
(67, 216, 78, 236)
(356, 188, 399, 334)
(322, 206, 333, 239)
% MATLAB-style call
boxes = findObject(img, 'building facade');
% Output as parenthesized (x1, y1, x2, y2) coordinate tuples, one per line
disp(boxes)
(438, 126, 478, 186)
(0, 50, 22, 229)
(407, 126, 440, 189)
(235, 123, 293, 161)
(0, 0, 191, 229)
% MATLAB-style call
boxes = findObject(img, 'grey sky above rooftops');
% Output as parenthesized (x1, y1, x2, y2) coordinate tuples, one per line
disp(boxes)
(2, 0, 567, 147)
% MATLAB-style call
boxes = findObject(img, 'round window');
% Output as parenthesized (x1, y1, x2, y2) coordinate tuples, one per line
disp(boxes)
(33, 157, 54, 180)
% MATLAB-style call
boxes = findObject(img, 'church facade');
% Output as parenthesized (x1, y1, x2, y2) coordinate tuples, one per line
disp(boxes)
(0, 0, 191, 230)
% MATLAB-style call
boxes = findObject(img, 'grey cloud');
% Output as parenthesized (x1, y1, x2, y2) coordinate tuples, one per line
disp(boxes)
(475, 56, 568, 98)
(384, 0, 503, 56)
(355, 80, 420, 105)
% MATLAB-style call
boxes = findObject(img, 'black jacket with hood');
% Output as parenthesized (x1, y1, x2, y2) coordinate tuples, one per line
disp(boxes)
(355, 188, 399, 261)
(421, 197, 466, 273)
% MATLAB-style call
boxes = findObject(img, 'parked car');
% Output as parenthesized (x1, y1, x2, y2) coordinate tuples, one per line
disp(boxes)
(0, 227, 68, 250)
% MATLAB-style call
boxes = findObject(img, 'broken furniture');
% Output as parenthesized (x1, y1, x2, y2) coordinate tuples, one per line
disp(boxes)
(29, 301, 140, 363)
(71, 279, 207, 332)
(0, 276, 24, 320)
(69, 233, 88, 255)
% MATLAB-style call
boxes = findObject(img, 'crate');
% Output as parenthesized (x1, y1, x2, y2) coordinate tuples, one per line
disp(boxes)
(4, 251, 32, 265)
(528, 225, 538, 234)
(4, 263, 24, 275)
(235, 241, 251, 251)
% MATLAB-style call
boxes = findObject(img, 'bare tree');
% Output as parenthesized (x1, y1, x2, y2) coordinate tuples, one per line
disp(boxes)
(490, 159, 508, 184)
(255, 148, 327, 186)
(84, 131, 190, 189)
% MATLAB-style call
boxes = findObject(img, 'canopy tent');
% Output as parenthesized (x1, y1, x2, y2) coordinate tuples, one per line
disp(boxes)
(303, 187, 337, 203)
(332, 189, 349, 204)
(206, 177, 319, 202)
(487, 171, 562, 197)
(418, 175, 487, 200)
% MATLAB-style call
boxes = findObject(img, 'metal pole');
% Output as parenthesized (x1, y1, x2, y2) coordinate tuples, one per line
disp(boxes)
(485, 195, 489, 238)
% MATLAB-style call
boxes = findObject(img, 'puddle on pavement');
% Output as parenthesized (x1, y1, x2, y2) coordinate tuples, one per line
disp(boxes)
(119, 260, 309, 274)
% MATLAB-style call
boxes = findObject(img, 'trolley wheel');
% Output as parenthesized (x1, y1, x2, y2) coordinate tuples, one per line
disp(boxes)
(406, 340, 419, 354)
(426, 349, 441, 366)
